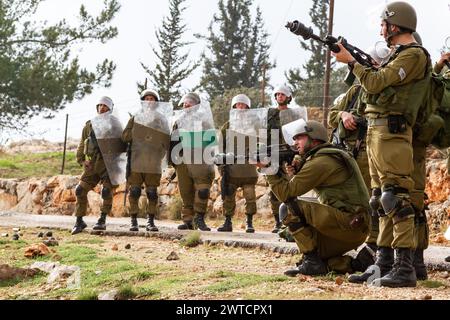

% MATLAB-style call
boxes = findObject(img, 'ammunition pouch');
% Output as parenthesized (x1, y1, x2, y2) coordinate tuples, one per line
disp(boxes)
(387, 115, 407, 134)
(369, 188, 381, 217)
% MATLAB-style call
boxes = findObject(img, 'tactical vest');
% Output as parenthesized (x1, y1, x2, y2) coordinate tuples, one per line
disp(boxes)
(362, 44, 432, 126)
(308, 147, 370, 214)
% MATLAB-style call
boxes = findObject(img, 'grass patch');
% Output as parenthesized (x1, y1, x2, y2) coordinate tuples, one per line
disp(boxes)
(133, 271, 157, 282)
(205, 273, 288, 293)
(0, 151, 81, 179)
(116, 284, 137, 300)
(167, 194, 183, 220)
(420, 280, 446, 288)
(77, 289, 99, 300)
(180, 231, 202, 248)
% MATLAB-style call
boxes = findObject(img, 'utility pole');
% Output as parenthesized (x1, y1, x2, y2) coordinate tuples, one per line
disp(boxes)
(322, 0, 335, 127)
(60, 114, 69, 175)
(261, 64, 266, 108)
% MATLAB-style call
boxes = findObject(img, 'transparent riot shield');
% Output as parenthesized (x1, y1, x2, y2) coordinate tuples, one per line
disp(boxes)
(131, 101, 172, 174)
(91, 112, 127, 186)
(279, 106, 308, 126)
(221, 108, 268, 178)
(172, 102, 217, 178)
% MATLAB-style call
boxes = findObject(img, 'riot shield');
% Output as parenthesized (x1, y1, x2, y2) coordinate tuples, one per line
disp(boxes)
(223, 108, 268, 178)
(172, 102, 217, 178)
(91, 112, 127, 186)
(279, 106, 308, 126)
(131, 101, 172, 173)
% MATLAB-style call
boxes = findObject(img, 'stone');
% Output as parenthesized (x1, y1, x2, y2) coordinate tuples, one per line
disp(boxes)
(12, 234, 19, 241)
(125, 244, 131, 250)
(45, 231, 53, 237)
(98, 289, 118, 301)
(37, 232, 44, 238)
(111, 244, 118, 251)
(43, 238, 59, 247)
(1, 233, 8, 237)
(166, 251, 179, 261)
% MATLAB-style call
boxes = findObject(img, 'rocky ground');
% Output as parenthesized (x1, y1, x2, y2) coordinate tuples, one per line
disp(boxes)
(1, 222, 449, 300)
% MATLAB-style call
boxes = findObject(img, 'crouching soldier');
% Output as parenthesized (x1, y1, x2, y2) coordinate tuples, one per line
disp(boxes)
(122, 89, 172, 232)
(263, 120, 371, 276)
(72, 96, 127, 234)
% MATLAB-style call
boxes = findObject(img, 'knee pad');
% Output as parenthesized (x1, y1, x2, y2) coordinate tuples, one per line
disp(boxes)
(75, 184, 85, 197)
(369, 188, 381, 216)
(197, 188, 210, 200)
(129, 186, 141, 199)
(146, 188, 158, 201)
(380, 188, 400, 215)
(101, 187, 112, 199)
(393, 204, 415, 224)
(279, 203, 289, 224)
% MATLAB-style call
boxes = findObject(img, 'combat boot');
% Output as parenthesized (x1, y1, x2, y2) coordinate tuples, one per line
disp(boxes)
(93, 213, 107, 231)
(348, 247, 394, 283)
(284, 250, 327, 277)
(374, 248, 416, 288)
(245, 214, 255, 233)
(350, 244, 377, 272)
(71, 217, 87, 235)
(146, 215, 158, 232)
(271, 215, 282, 233)
(445, 256, 450, 263)
(413, 249, 427, 280)
(177, 221, 194, 230)
(129, 215, 139, 232)
(217, 216, 232, 232)
(194, 213, 211, 231)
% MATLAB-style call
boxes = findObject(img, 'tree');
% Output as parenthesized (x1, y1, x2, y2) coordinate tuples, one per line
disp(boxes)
(0, 0, 120, 130)
(286, 0, 331, 107)
(198, 0, 273, 99)
(139, 0, 198, 104)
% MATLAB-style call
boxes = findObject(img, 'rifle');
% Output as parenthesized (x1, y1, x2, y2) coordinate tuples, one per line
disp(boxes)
(214, 143, 299, 180)
(285, 21, 376, 86)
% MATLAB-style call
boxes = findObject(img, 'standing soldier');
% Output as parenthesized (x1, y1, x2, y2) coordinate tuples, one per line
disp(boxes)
(333, 1, 432, 287)
(267, 85, 299, 233)
(434, 50, 450, 264)
(217, 94, 259, 233)
(170, 93, 215, 231)
(122, 89, 171, 232)
(328, 45, 392, 260)
(71, 96, 127, 235)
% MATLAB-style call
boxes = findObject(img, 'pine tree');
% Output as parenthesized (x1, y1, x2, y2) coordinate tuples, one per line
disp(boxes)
(139, 0, 198, 103)
(198, 0, 273, 98)
(0, 0, 120, 129)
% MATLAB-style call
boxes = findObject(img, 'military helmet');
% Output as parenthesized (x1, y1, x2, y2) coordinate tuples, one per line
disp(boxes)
(293, 120, 328, 142)
(273, 85, 292, 98)
(178, 92, 201, 107)
(412, 31, 422, 45)
(381, 1, 417, 32)
(96, 96, 114, 112)
(140, 89, 160, 101)
(231, 94, 251, 109)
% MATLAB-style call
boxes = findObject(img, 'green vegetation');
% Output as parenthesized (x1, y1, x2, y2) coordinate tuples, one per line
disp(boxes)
(180, 231, 202, 247)
(0, 151, 81, 179)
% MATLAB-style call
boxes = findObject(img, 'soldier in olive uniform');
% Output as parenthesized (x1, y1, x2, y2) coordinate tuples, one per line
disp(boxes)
(170, 93, 214, 231)
(334, 2, 432, 287)
(267, 85, 295, 233)
(71, 96, 117, 235)
(122, 89, 166, 232)
(217, 94, 258, 233)
(263, 120, 370, 276)
(434, 50, 450, 264)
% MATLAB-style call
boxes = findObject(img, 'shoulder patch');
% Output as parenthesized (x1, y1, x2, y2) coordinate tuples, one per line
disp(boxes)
(398, 67, 407, 81)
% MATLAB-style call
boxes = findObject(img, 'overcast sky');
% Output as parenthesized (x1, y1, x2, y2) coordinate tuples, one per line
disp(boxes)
(4, 0, 450, 143)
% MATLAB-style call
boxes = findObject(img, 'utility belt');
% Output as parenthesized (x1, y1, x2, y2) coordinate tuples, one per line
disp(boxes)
(367, 115, 408, 134)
